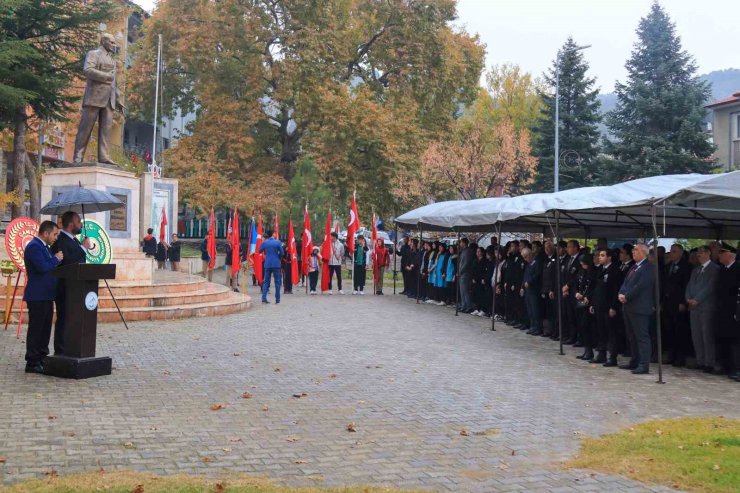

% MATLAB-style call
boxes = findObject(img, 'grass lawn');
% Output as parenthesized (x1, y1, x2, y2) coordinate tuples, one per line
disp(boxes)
(0, 471, 425, 493)
(567, 417, 740, 493)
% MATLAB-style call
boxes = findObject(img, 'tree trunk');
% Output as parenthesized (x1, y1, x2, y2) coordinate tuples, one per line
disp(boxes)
(11, 108, 27, 219)
(25, 154, 40, 221)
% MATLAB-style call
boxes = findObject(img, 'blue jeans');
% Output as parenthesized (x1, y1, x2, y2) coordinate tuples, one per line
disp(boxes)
(262, 267, 282, 303)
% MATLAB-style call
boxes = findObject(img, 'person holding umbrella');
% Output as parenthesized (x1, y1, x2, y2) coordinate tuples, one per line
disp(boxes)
(50, 211, 92, 356)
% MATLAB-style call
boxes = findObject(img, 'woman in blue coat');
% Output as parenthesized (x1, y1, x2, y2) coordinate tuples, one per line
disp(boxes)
(433, 242, 448, 305)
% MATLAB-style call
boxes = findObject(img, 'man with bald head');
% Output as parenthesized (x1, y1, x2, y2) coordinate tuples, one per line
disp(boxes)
(618, 243, 655, 374)
(72, 33, 125, 164)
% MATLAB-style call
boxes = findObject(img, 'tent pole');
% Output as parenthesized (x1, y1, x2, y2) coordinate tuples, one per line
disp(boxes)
(491, 224, 502, 331)
(555, 210, 564, 356)
(455, 230, 460, 316)
(417, 226, 423, 304)
(651, 205, 665, 384)
(393, 223, 398, 295)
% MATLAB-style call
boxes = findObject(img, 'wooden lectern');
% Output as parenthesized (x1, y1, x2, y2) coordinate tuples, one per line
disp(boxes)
(45, 263, 116, 379)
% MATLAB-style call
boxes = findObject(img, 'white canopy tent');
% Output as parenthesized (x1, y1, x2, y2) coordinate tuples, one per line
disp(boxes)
(395, 171, 740, 383)
(396, 172, 740, 238)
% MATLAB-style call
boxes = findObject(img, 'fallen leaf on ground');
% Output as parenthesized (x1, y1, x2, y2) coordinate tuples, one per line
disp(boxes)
(286, 436, 300, 442)
(44, 469, 58, 478)
(511, 450, 516, 456)
(655, 429, 663, 435)
(210, 404, 226, 411)
(460, 429, 470, 436)
(215, 483, 225, 492)
(63, 431, 76, 437)
(132, 485, 144, 493)
(162, 370, 170, 375)
(233, 353, 241, 356)
(149, 427, 158, 431)
(329, 373, 337, 378)
(123, 442, 134, 448)
(713, 464, 721, 471)
(202, 457, 213, 463)
(262, 405, 269, 411)
(0, 457, 6, 463)
(229, 437, 242, 443)
(48, 415, 58, 420)
(221, 448, 232, 452)
(274, 367, 281, 372)
(347, 422, 357, 432)
(292, 393, 308, 398)
(242, 392, 253, 399)
(294, 459, 307, 464)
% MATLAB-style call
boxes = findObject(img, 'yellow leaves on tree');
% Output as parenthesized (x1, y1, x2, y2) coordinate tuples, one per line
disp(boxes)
(409, 118, 537, 202)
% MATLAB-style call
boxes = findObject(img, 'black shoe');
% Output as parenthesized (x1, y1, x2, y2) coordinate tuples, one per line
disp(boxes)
(563, 338, 577, 345)
(590, 352, 607, 364)
(573, 342, 584, 348)
(672, 358, 685, 367)
(25, 363, 44, 374)
(550, 335, 560, 341)
(730, 372, 740, 382)
(603, 359, 618, 367)
(631, 366, 649, 374)
(530, 331, 543, 336)
(619, 363, 638, 370)
(686, 362, 701, 370)
(262, 300, 270, 304)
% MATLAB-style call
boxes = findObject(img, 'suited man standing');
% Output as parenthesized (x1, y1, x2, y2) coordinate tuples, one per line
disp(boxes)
(50, 211, 91, 356)
(457, 238, 475, 313)
(562, 240, 583, 345)
(716, 244, 739, 380)
(259, 230, 284, 304)
(72, 33, 124, 164)
(23, 221, 64, 374)
(685, 245, 721, 373)
(664, 244, 692, 366)
(618, 243, 655, 374)
(591, 248, 622, 366)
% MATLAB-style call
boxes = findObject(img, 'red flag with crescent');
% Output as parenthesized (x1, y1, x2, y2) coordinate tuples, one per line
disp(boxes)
(320, 210, 332, 292)
(252, 217, 264, 284)
(347, 193, 359, 254)
(302, 205, 312, 276)
(288, 218, 299, 285)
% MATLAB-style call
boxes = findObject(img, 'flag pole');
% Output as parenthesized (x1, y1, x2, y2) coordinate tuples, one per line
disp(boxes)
(305, 200, 309, 295)
(351, 191, 356, 289)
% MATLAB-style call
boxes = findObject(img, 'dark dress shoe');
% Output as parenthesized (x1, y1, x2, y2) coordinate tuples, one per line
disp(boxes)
(686, 363, 700, 370)
(573, 342, 584, 348)
(590, 352, 607, 364)
(631, 366, 650, 374)
(730, 373, 740, 382)
(619, 363, 638, 370)
(529, 331, 543, 336)
(25, 363, 44, 374)
(603, 359, 618, 367)
(671, 359, 685, 367)
(582, 350, 594, 361)
(563, 338, 577, 345)
(262, 300, 270, 304)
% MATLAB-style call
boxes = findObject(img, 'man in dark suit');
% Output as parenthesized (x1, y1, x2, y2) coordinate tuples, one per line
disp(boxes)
(616, 244, 635, 356)
(50, 211, 90, 356)
(398, 236, 410, 295)
(522, 247, 544, 335)
(24, 221, 64, 373)
(717, 244, 739, 380)
(663, 244, 692, 366)
(618, 243, 655, 374)
(685, 245, 721, 373)
(562, 240, 583, 344)
(591, 248, 622, 365)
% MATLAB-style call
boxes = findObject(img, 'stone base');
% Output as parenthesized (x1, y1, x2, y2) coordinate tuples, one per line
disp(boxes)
(110, 251, 154, 283)
(43, 355, 112, 379)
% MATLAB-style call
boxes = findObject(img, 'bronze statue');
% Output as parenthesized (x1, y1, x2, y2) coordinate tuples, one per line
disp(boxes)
(72, 33, 124, 165)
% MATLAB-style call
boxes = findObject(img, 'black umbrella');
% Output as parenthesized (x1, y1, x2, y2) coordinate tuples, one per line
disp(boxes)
(40, 184, 124, 215)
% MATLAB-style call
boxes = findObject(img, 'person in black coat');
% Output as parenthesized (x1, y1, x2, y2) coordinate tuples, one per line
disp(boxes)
(591, 248, 622, 365)
(616, 244, 635, 356)
(404, 239, 419, 298)
(574, 254, 596, 360)
(716, 244, 739, 380)
(155, 240, 168, 269)
(142, 228, 157, 257)
(618, 243, 655, 374)
(522, 247, 544, 335)
(562, 240, 583, 345)
(23, 221, 64, 374)
(540, 241, 558, 338)
(50, 211, 90, 356)
(398, 237, 411, 295)
(663, 244, 692, 366)
(167, 233, 181, 271)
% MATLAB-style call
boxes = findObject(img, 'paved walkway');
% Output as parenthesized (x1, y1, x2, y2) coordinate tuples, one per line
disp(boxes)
(1, 287, 738, 492)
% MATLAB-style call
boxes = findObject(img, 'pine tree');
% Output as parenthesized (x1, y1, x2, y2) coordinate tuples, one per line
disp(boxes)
(603, 2, 715, 182)
(531, 37, 601, 192)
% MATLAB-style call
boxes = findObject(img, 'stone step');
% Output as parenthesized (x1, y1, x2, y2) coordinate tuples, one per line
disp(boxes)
(97, 285, 234, 309)
(3, 275, 211, 297)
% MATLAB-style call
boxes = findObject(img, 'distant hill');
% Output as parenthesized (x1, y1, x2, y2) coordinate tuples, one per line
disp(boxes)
(598, 68, 740, 115)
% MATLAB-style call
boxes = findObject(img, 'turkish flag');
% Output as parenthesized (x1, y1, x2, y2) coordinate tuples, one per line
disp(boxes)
(371, 213, 378, 284)
(288, 218, 299, 285)
(301, 205, 312, 276)
(207, 208, 216, 270)
(252, 217, 264, 284)
(320, 210, 332, 292)
(159, 206, 167, 242)
(346, 194, 359, 254)
(231, 209, 240, 276)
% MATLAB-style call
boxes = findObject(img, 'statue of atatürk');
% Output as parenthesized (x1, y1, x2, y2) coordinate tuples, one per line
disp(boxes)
(72, 33, 124, 165)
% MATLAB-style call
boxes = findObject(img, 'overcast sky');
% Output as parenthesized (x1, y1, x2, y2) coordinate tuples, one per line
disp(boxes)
(132, 0, 737, 93)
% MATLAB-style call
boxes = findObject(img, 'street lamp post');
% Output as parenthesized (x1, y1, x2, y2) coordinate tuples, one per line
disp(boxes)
(554, 44, 591, 193)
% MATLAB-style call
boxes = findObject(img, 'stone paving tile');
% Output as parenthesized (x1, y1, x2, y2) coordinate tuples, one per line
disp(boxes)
(1, 286, 738, 492)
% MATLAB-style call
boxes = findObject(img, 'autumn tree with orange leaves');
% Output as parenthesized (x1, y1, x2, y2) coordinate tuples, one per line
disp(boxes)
(128, 0, 485, 215)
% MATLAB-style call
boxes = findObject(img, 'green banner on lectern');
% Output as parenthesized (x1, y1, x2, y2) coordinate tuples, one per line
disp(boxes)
(77, 219, 112, 264)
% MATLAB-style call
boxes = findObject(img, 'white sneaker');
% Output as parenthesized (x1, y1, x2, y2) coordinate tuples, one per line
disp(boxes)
(352, 290, 358, 295)
(437, 301, 445, 306)
(471, 310, 480, 316)
(339, 290, 345, 295)
(425, 299, 434, 304)
(360, 291, 365, 295)
(328, 291, 334, 295)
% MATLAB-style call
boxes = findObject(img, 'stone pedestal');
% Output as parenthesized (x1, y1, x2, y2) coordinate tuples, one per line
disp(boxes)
(41, 164, 154, 283)
(140, 172, 179, 241)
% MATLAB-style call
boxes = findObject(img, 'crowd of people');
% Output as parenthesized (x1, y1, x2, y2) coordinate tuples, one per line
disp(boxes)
(396, 236, 740, 381)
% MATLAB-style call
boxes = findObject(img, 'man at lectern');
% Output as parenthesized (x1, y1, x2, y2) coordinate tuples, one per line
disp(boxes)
(24, 221, 64, 374)
(51, 211, 92, 356)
